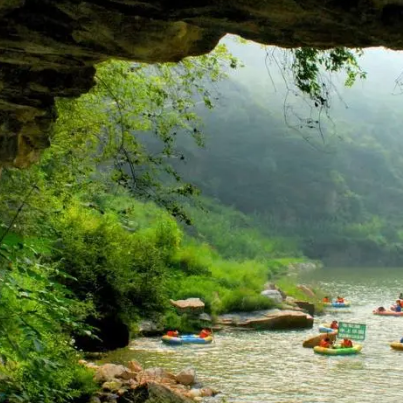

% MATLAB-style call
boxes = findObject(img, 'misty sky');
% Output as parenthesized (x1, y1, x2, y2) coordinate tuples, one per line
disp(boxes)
(217, 36, 403, 137)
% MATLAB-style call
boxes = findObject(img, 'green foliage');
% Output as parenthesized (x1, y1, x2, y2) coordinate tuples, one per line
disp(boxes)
(292, 47, 366, 106)
(0, 244, 96, 403)
(183, 198, 300, 260)
(52, 45, 238, 222)
(51, 199, 176, 323)
(220, 290, 277, 313)
(275, 276, 325, 314)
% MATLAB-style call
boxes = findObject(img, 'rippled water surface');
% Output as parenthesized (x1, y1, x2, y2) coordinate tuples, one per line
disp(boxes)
(103, 267, 403, 402)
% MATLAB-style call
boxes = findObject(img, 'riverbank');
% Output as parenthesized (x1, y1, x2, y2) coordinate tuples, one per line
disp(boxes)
(80, 274, 323, 402)
(138, 271, 323, 337)
(79, 360, 219, 403)
(97, 267, 403, 402)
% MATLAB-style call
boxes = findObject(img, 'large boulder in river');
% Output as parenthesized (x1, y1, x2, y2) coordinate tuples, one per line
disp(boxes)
(218, 310, 313, 330)
(170, 298, 205, 314)
(239, 311, 313, 330)
(302, 332, 337, 348)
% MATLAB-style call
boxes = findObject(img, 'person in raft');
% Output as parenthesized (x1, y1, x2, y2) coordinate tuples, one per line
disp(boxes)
(166, 330, 179, 337)
(400, 336, 403, 344)
(376, 306, 386, 312)
(323, 296, 330, 303)
(395, 301, 402, 312)
(319, 337, 333, 348)
(199, 328, 212, 338)
(340, 338, 353, 348)
(330, 320, 339, 330)
(336, 296, 345, 303)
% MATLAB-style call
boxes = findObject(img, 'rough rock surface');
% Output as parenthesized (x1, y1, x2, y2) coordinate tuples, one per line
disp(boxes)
(217, 309, 313, 330)
(295, 300, 315, 316)
(82, 360, 213, 402)
(2, 1, 403, 167)
(138, 320, 163, 337)
(121, 382, 193, 403)
(170, 298, 205, 313)
(94, 364, 137, 383)
(175, 368, 196, 386)
(260, 289, 283, 304)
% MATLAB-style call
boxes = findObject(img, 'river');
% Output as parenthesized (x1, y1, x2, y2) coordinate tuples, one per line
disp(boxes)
(102, 267, 403, 402)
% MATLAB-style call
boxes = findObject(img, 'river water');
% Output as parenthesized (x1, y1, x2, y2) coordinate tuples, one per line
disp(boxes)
(103, 267, 403, 402)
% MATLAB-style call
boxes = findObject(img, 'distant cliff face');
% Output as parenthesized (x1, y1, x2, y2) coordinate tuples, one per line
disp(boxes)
(1, 0, 403, 167)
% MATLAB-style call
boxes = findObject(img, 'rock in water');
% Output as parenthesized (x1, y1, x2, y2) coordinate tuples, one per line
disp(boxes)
(94, 364, 136, 382)
(137, 367, 177, 384)
(218, 310, 313, 330)
(260, 289, 283, 304)
(170, 298, 205, 314)
(138, 320, 163, 336)
(175, 367, 196, 386)
(121, 382, 193, 403)
(295, 301, 315, 316)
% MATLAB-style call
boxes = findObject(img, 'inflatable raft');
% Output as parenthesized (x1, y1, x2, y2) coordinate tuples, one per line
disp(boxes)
(318, 324, 338, 334)
(390, 342, 403, 351)
(324, 301, 350, 308)
(373, 309, 403, 316)
(314, 344, 362, 356)
(161, 335, 213, 345)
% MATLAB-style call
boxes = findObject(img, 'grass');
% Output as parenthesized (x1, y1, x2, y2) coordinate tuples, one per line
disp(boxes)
(275, 276, 325, 314)
(169, 240, 302, 315)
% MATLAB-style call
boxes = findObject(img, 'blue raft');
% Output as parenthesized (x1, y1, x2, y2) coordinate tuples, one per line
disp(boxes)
(325, 301, 350, 308)
(162, 334, 213, 345)
(318, 324, 336, 333)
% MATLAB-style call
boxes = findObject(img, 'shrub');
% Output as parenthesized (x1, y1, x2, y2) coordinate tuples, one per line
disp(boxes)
(219, 289, 277, 313)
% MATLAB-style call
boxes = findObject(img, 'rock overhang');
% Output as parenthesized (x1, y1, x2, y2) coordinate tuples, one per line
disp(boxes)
(1, 0, 403, 166)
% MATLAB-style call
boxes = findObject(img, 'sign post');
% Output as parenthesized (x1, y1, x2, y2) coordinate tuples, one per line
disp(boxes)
(338, 322, 366, 341)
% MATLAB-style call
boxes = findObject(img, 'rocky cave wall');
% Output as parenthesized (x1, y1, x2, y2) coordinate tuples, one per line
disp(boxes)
(2, 0, 403, 167)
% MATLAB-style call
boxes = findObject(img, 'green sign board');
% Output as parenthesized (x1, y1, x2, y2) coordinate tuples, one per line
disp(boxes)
(338, 322, 366, 341)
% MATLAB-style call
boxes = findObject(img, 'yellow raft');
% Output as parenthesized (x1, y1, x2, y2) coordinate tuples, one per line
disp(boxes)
(314, 344, 362, 356)
(390, 342, 403, 351)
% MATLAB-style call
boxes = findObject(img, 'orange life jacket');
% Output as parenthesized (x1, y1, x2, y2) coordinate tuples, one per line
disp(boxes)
(323, 298, 330, 303)
(341, 339, 353, 348)
(199, 330, 211, 338)
(319, 340, 330, 348)
(330, 322, 338, 329)
(167, 330, 178, 337)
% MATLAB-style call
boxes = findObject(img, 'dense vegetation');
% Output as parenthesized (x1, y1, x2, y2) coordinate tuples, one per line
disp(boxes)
(0, 41, 367, 402)
(170, 43, 403, 266)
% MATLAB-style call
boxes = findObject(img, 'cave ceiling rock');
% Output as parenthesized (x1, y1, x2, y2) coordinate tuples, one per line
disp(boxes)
(1, 0, 403, 167)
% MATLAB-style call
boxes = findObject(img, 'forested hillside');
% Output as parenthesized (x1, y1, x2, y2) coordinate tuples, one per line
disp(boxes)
(174, 42, 403, 266)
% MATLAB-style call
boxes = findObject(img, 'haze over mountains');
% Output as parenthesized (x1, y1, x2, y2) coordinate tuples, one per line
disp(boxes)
(175, 38, 403, 266)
